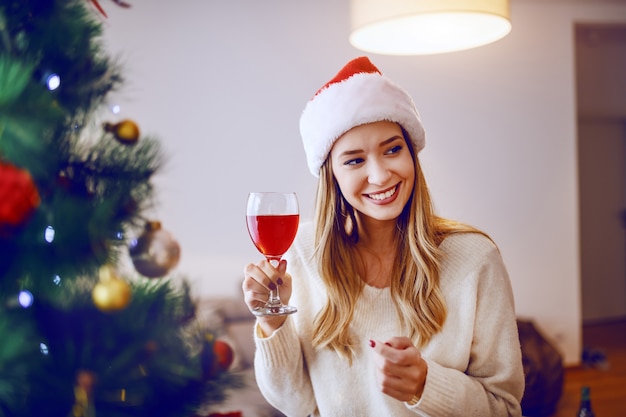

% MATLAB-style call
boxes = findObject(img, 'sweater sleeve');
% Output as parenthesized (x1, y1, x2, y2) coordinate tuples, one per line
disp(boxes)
(253, 317, 317, 417)
(407, 240, 525, 417)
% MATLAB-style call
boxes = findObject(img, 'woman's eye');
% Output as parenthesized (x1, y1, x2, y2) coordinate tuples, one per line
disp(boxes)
(344, 157, 364, 166)
(385, 145, 403, 155)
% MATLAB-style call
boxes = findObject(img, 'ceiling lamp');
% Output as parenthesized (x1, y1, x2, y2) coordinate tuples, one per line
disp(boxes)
(349, 0, 512, 55)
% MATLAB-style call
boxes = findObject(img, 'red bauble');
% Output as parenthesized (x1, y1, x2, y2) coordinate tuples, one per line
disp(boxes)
(212, 339, 234, 372)
(202, 337, 235, 379)
(0, 161, 40, 231)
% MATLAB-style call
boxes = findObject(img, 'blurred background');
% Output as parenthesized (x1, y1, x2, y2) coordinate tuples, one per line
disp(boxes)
(100, 0, 626, 366)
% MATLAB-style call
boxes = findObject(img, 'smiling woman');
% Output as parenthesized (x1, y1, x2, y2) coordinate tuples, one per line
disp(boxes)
(329, 121, 415, 224)
(240, 56, 525, 417)
(98, 2, 610, 372)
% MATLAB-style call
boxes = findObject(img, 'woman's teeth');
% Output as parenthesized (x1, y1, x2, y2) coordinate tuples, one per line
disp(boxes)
(369, 187, 396, 201)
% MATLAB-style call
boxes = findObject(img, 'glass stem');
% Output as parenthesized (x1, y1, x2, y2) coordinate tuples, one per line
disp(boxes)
(266, 257, 283, 307)
(267, 288, 282, 307)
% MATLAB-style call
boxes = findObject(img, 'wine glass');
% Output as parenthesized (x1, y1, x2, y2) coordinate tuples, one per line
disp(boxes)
(246, 192, 299, 316)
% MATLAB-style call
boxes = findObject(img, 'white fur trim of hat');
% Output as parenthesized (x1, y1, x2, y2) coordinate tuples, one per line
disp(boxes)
(299, 56, 425, 177)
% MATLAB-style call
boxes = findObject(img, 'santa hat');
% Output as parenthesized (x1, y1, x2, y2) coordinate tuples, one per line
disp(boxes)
(299, 56, 425, 177)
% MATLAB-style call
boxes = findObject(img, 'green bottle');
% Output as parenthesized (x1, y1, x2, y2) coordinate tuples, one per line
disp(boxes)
(577, 386, 595, 417)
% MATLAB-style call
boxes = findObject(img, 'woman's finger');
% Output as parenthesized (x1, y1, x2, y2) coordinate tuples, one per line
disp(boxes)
(244, 262, 276, 290)
(369, 338, 427, 402)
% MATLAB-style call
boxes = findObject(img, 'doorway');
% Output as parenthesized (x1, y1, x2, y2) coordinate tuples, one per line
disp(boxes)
(575, 24, 626, 323)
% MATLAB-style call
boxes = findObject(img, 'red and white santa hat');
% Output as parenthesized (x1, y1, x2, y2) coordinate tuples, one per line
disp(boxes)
(299, 56, 425, 177)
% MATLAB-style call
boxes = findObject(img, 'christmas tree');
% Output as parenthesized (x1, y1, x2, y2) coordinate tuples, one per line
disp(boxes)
(0, 1, 239, 416)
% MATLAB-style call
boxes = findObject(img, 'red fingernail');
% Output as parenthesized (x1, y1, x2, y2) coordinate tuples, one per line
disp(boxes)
(277, 278, 283, 286)
(269, 282, 277, 291)
(369, 340, 375, 348)
(385, 342, 392, 347)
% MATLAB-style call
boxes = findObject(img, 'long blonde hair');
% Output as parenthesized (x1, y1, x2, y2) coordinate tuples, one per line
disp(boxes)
(311, 130, 488, 362)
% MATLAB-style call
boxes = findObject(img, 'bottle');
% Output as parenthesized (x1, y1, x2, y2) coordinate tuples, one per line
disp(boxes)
(577, 386, 595, 417)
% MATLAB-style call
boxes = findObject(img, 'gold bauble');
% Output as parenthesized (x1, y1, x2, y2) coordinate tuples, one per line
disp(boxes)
(92, 266, 132, 312)
(103, 119, 140, 144)
(129, 221, 181, 278)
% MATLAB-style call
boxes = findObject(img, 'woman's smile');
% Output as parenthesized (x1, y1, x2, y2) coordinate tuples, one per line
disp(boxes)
(366, 184, 400, 203)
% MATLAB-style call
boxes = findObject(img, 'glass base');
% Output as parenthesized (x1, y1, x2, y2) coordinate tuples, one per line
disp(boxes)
(252, 304, 298, 316)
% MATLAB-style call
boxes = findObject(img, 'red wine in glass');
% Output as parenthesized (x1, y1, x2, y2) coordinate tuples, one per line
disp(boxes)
(246, 214, 299, 261)
(246, 192, 299, 316)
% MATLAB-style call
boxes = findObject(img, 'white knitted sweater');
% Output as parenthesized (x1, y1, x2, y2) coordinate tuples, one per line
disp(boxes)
(254, 222, 524, 417)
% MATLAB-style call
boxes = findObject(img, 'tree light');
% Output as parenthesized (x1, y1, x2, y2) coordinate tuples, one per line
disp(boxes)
(42, 71, 61, 91)
(18, 290, 34, 308)
(44, 225, 55, 243)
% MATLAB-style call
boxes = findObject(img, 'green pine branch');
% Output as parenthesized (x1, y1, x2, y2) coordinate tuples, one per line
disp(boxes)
(0, 1, 242, 416)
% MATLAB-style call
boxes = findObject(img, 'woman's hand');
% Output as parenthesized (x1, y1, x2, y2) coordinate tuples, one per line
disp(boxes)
(369, 336, 428, 403)
(242, 259, 292, 336)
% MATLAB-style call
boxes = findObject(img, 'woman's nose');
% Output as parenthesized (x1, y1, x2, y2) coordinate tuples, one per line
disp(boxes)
(367, 159, 391, 185)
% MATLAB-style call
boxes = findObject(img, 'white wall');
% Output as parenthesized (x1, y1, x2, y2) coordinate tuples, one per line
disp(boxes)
(100, 0, 626, 365)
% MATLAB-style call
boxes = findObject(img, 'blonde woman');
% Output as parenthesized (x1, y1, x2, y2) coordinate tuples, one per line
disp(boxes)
(242, 56, 524, 417)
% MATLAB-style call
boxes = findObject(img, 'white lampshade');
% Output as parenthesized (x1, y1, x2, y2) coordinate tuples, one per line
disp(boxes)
(350, 0, 512, 55)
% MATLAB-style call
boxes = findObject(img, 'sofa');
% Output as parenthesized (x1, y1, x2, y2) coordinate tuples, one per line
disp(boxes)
(193, 297, 286, 417)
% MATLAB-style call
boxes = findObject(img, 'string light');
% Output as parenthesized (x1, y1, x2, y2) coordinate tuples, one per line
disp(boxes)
(42, 71, 61, 91)
(44, 225, 55, 243)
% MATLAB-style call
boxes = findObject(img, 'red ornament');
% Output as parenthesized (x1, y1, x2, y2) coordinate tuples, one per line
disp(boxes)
(193, 412, 242, 417)
(212, 339, 234, 372)
(0, 161, 40, 232)
(202, 336, 235, 379)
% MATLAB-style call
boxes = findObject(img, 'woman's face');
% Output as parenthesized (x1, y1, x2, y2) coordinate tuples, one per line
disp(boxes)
(330, 121, 415, 224)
